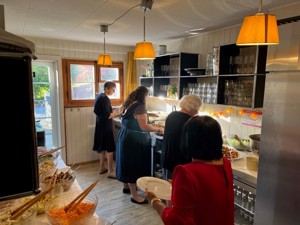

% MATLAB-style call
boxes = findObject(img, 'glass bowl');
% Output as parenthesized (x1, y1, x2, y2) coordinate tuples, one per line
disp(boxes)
(227, 135, 250, 151)
(38, 153, 59, 176)
(45, 192, 98, 225)
(0, 199, 38, 225)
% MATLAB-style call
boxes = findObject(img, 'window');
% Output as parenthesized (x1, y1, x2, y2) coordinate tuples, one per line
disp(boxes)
(63, 59, 124, 107)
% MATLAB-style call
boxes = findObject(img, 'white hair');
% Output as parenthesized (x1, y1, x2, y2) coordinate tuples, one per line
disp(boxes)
(179, 94, 202, 113)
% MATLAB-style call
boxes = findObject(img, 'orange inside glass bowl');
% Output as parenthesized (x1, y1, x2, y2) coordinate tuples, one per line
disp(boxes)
(45, 192, 98, 225)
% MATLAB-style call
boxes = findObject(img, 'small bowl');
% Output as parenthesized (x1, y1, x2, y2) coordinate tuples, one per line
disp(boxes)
(0, 199, 38, 225)
(45, 192, 98, 225)
(60, 172, 76, 191)
(40, 170, 76, 192)
(249, 134, 260, 156)
(38, 154, 59, 176)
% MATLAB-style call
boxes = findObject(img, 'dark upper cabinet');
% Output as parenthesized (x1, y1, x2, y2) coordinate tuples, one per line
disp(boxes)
(140, 52, 199, 99)
(140, 45, 267, 108)
(217, 44, 267, 108)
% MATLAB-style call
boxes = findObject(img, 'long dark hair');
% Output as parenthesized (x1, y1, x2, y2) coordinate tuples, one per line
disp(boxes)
(121, 86, 148, 112)
(181, 115, 223, 161)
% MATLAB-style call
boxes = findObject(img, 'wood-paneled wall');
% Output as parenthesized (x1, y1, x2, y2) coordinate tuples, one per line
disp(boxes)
(153, 25, 240, 68)
(65, 107, 98, 164)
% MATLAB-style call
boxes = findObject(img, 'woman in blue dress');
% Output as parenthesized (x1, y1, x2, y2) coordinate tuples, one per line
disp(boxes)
(116, 86, 164, 204)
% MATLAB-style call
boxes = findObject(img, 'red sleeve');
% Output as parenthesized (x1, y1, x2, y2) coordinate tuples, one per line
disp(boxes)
(223, 157, 235, 225)
(162, 165, 196, 225)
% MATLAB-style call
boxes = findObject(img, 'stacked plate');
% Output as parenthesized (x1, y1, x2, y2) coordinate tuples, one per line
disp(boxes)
(184, 68, 206, 76)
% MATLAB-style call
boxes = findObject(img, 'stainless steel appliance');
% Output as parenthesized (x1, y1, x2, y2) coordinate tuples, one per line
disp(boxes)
(254, 16, 300, 225)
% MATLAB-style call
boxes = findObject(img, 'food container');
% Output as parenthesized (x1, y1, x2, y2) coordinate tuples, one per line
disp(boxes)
(249, 134, 260, 156)
(38, 152, 59, 176)
(227, 135, 250, 151)
(246, 156, 259, 171)
(45, 192, 98, 225)
(0, 200, 38, 225)
(41, 170, 76, 192)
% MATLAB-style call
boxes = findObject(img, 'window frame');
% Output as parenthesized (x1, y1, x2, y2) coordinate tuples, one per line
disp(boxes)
(62, 59, 124, 107)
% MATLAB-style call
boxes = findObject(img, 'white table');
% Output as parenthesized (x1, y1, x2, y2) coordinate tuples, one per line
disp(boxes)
(5, 155, 112, 225)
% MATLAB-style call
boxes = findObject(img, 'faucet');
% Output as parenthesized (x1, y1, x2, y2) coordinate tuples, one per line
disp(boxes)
(172, 105, 176, 111)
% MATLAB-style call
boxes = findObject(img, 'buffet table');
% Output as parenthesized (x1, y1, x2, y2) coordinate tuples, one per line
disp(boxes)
(33, 155, 112, 225)
(1, 155, 112, 225)
(31, 179, 111, 224)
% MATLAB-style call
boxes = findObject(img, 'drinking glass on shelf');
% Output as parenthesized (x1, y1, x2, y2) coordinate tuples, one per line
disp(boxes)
(229, 56, 236, 74)
(161, 65, 168, 76)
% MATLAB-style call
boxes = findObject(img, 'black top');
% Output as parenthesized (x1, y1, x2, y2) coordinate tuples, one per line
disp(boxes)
(116, 102, 151, 183)
(92, 93, 115, 153)
(161, 111, 191, 172)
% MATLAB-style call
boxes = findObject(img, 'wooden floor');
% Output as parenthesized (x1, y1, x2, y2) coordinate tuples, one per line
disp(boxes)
(75, 161, 164, 225)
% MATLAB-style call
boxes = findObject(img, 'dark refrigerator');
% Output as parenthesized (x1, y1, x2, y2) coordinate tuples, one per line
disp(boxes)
(0, 28, 40, 200)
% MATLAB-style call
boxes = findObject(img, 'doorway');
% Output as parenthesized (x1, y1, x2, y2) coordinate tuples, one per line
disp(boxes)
(32, 60, 60, 149)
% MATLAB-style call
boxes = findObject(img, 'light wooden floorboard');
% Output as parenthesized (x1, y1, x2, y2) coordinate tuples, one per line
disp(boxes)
(75, 161, 164, 225)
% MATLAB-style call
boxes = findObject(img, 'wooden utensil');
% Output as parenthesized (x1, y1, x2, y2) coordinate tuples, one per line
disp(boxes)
(64, 179, 99, 212)
(10, 187, 54, 220)
(234, 135, 247, 148)
(38, 145, 65, 159)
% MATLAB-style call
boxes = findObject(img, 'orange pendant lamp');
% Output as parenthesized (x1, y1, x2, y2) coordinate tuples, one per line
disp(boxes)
(236, 0, 279, 46)
(134, 1, 155, 60)
(98, 25, 112, 66)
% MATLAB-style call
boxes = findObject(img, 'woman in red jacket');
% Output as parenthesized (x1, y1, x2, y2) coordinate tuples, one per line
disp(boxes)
(145, 115, 234, 225)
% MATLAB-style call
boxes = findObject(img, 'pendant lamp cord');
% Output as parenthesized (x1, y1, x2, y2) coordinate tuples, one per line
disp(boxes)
(103, 31, 106, 54)
(143, 9, 146, 41)
(258, 0, 262, 13)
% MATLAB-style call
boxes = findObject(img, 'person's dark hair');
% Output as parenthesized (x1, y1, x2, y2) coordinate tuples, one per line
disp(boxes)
(181, 115, 223, 160)
(122, 86, 149, 111)
(104, 81, 116, 90)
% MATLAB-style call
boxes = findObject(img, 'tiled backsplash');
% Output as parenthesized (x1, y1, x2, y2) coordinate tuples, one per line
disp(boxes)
(146, 97, 261, 140)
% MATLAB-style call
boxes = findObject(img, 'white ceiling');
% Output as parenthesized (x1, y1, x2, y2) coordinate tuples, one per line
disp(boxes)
(0, 0, 299, 46)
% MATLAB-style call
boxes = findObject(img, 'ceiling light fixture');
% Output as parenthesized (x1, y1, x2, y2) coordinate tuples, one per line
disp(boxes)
(98, 25, 112, 66)
(134, 0, 155, 60)
(140, 0, 153, 11)
(186, 28, 205, 35)
(236, 0, 279, 46)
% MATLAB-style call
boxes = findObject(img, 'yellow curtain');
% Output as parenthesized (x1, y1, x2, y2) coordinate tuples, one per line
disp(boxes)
(124, 52, 138, 97)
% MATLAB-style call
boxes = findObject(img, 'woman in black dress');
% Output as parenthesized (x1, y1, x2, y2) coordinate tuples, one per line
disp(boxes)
(116, 86, 164, 204)
(93, 81, 120, 178)
(161, 94, 202, 179)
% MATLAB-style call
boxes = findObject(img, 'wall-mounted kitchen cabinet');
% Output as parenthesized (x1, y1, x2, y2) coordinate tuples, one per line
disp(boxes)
(140, 52, 199, 99)
(217, 44, 267, 108)
(140, 45, 267, 108)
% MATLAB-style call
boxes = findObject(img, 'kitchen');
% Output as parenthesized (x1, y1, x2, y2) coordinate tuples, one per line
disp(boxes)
(0, 0, 300, 224)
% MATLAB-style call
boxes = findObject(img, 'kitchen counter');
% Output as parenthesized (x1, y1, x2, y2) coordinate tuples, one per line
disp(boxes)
(230, 152, 258, 193)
